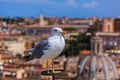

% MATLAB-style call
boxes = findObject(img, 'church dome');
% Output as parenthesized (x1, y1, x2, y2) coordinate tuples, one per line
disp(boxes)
(77, 36, 118, 80)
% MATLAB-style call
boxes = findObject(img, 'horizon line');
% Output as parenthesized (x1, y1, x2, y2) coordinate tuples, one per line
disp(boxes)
(0, 15, 119, 19)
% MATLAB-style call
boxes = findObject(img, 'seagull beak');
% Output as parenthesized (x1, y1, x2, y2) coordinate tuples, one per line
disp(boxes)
(61, 31, 66, 35)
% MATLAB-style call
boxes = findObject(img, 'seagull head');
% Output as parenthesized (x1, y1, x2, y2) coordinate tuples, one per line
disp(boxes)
(51, 27, 66, 36)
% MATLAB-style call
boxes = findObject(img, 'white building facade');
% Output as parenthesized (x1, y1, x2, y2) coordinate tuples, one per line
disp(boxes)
(0, 37, 26, 56)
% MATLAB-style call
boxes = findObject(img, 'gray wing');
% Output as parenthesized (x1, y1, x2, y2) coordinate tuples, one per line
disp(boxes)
(30, 39, 49, 59)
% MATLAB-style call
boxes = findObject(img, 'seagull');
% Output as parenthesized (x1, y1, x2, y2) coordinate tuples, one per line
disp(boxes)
(21, 27, 66, 72)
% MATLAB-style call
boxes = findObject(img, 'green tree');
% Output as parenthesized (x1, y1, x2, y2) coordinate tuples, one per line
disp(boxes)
(63, 33, 91, 56)
(87, 22, 98, 35)
(61, 23, 98, 57)
(63, 27, 76, 32)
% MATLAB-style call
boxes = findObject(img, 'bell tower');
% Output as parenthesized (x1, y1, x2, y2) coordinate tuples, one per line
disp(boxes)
(39, 10, 45, 26)
(91, 36, 103, 55)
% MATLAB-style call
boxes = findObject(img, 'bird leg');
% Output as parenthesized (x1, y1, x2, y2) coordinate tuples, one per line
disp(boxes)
(52, 59, 55, 73)
(47, 60, 50, 73)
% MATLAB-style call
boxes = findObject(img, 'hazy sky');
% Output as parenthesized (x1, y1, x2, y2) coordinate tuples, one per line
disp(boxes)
(0, 0, 120, 18)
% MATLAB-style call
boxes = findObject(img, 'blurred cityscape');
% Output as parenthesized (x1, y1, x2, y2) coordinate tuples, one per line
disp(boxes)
(0, 13, 120, 80)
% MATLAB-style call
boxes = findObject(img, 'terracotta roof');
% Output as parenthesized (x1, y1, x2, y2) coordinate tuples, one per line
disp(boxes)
(0, 34, 21, 37)
(116, 64, 120, 67)
(26, 24, 90, 28)
(3, 68, 20, 72)
(0, 34, 10, 36)
(117, 68, 120, 70)
(116, 64, 120, 70)
(112, 57, 120, 60)
(80, 50, 91, 55)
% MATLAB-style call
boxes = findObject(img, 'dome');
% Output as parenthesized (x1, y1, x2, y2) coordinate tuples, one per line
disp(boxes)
(77, 36, 118, 80)
(77, 54, 118, 80)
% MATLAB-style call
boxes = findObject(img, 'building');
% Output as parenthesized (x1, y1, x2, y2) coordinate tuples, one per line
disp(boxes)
(66, 56, 79, 72)
(96, 32, 120, 50)
(96, 18, 120, 50)
(77, 36, 118, 80)
(39, 12, 45, 26)
(69, 19, 93, 26)
(114, 18, 120, 32)
(2, 68, 26, 79)
(0, 36, 26, 56)
(25, 25, 90, 37)
(102, 18, 114, 32)
(0, 51, 43, 80)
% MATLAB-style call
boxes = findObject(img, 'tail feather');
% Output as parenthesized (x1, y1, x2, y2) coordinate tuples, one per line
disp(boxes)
(20, 55, 34, 61)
